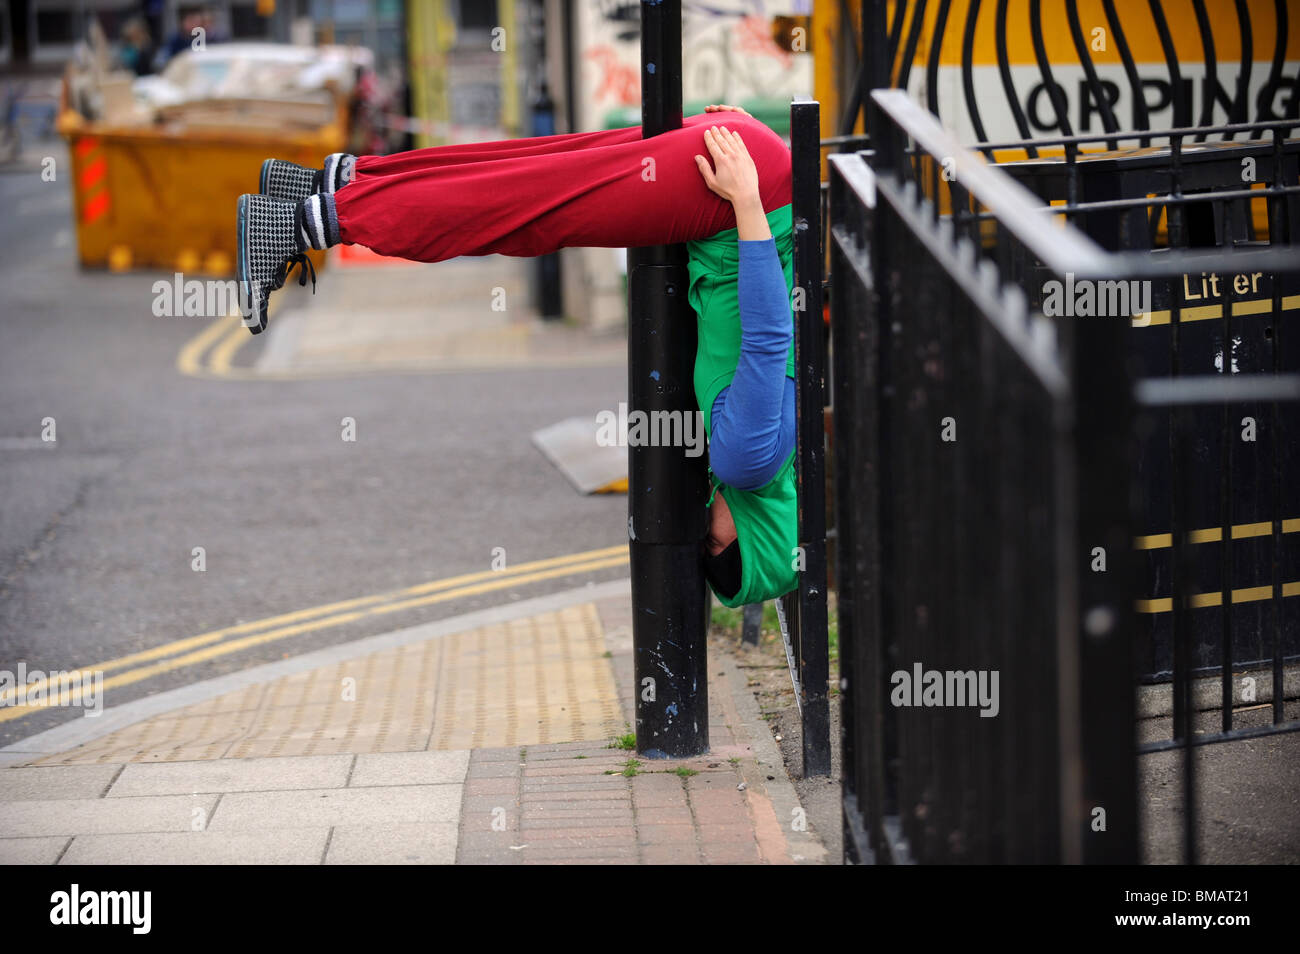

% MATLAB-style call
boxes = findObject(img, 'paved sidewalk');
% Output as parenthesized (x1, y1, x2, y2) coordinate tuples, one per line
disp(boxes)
(0, 581, 827, 864)
(252, 250, 626, 377)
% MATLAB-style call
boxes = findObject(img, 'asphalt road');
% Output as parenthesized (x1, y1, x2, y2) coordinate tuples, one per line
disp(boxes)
(0, 140, 630, 744)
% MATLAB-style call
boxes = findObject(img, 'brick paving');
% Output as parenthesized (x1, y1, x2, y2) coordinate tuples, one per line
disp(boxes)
(456, 741, 786, 865)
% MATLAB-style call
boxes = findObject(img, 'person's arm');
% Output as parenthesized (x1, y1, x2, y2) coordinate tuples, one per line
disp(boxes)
(731, 191, 770, 242)
(707, 240, 795, 490)
(695, 126, 795, 491)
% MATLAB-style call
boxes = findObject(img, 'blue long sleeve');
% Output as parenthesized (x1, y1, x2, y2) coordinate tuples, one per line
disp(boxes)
(708, 237, 796, 491)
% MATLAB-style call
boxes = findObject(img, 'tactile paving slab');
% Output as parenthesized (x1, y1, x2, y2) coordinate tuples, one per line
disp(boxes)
(30, 604, 624, 765)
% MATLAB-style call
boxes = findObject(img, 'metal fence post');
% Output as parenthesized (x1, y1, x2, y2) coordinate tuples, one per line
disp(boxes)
(628, 0, 710, 759)
(741, 604, 762, 646)
(792, 98, 832, 778)
(1063, 277, 1140, 865)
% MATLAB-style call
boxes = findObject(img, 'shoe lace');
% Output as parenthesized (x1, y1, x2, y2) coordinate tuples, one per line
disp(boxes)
(276, 251, 317, 294)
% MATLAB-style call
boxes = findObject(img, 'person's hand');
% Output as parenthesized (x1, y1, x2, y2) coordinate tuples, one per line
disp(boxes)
(695, 125, 760, 206)
(704, 103, 752, 118)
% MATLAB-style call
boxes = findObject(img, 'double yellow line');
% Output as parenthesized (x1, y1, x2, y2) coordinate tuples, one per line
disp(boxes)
(0, 545, 629, 722)
(176, 314, 256, 379)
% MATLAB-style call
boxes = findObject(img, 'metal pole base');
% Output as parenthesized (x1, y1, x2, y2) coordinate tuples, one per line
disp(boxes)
(631, 542, 709, 758)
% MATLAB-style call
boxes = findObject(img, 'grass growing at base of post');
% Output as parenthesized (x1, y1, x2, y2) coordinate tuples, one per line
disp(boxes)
(710, 601, 780, 632)
(609, 732, 636, 750)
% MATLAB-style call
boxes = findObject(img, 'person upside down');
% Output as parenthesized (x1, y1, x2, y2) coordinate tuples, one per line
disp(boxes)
(236, 104, 798, 608)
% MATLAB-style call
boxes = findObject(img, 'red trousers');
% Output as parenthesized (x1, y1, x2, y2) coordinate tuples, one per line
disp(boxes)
(333, 113, 792, 263)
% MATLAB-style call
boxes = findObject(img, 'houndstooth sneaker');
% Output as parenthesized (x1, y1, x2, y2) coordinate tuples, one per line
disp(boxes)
(259, 153, 356, 202)
(236, 193, 317, 335)
(259, 158, 322, 203)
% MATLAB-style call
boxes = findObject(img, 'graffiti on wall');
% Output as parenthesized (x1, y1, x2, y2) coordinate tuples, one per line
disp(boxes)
(581, 0, 812, 114)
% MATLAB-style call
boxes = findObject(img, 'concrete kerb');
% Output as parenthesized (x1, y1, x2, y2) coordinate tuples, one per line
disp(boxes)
(716, 651, 829, 864)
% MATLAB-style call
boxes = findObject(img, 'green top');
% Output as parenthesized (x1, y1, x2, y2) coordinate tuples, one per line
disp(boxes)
(686, 203, 799, 608)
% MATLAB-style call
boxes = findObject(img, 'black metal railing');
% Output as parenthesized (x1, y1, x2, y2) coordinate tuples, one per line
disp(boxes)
(833, 90, 1137, 864)
(833, 87, 1300, 864)
(788, 98, 832, 777)
(1133, 370, 1300, 864)
(981, 121, 1300, 689)
(867, 112, 1300, 686)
